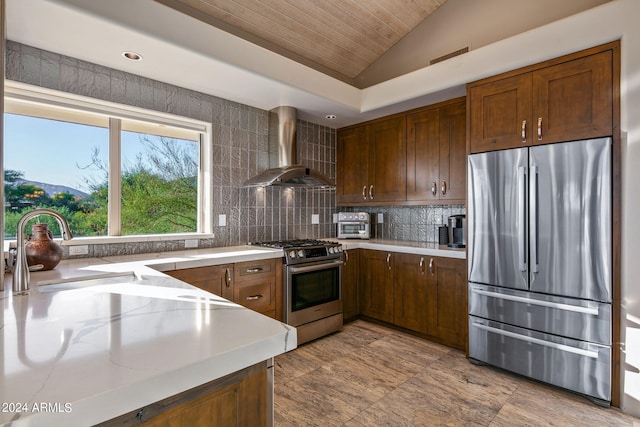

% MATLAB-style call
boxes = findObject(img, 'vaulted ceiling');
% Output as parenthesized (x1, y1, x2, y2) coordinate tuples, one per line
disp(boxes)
(154, 0, 448, 85)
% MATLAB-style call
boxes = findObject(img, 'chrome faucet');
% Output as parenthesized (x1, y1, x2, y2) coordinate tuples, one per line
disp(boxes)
(13, 208, 73, 294)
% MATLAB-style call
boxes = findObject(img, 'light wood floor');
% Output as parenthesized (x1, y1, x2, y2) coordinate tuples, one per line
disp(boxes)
(274, 320, 639, 426)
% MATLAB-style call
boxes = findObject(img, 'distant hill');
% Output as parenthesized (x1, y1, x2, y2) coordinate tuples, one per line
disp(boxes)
(17, 180, 89, 199)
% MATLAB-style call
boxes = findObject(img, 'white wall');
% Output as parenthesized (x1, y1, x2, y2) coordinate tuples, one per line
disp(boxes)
(616, 0, 640, 415)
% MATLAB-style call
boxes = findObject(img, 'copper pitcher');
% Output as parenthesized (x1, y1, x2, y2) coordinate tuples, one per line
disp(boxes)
(25, 223, 63, 271)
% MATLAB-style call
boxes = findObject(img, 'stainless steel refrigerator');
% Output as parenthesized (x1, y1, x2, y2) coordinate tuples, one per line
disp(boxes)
(467, 137, 612, 404)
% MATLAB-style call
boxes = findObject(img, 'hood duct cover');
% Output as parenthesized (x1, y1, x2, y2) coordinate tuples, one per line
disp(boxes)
(243, 106, 335, 188)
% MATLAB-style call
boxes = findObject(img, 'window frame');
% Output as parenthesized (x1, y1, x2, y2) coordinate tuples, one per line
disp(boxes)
(4, 81, 214, 243)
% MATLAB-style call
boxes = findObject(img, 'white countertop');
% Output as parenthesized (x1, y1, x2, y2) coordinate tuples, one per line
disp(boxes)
(0, 245, 295, 426)
(334, 239, 466, 260)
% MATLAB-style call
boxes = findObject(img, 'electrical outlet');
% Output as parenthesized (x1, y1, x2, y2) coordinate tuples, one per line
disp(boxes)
(377, 213, 384, 224)
(184, 239, 198, 249)
(311, 214, 320, 224)
(218, 214, 227, 227)
(69, 245, 89, 256)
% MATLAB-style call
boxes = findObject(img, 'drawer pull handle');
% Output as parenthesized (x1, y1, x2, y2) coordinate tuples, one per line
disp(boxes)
(471, 287, 599, 315)
(472, 322, 598, 358)
(225, 268, 232, 287)
(246, 294, 263, 301)
(246, 267, 263, 273)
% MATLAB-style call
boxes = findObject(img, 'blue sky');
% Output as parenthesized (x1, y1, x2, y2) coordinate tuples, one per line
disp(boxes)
(4, 114, 159, 193)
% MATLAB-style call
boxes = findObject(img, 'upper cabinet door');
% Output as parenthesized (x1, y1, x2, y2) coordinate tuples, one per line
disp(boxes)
(469, 73, 533, 153)
(407, 108, 440, 201)
(368, 117, 407, 202)
(337, 125, 369, 204)
(438, 100, 466, 202)
(532, 51, 613, 145)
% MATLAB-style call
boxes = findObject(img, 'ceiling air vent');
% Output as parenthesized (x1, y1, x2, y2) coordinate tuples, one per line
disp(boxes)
(430, 47, 469, 65)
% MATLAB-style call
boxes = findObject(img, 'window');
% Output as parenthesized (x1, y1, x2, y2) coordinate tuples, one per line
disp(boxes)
(4, 84, 210, 240)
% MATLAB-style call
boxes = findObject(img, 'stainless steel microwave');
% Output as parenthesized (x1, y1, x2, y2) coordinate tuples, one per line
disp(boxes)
(336, 212, 371, 239)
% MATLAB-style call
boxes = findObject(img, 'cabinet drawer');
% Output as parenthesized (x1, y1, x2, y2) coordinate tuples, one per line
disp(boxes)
(234, 260, 276, 282)
(233, 279, 275, 313)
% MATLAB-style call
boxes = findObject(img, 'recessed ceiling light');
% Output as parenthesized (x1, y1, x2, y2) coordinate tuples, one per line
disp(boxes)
(325, 114, 337, 120)
(122, 51, 143, 61)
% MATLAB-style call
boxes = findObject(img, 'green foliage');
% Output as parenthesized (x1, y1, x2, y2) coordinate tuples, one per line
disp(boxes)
(4, 136, 198, 238)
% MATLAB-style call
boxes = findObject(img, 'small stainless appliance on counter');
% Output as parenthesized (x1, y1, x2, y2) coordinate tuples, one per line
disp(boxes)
(336, 212, 371, 239)
(251, 239, 343, 344)
(447, 215, 466, 248)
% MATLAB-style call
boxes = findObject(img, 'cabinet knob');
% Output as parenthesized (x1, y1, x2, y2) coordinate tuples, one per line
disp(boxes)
(431, 182, 437, 196)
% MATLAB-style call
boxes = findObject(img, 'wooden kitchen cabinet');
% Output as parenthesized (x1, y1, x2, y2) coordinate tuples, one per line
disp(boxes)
(337, 117, 406, 205)
(359, 249, 467, 350)
(165, 258, 283, 321)
(367, 116, 407, 202)
(407, 98, 466, 203)
(393, 253, 428, 334)
(469, 44, 614, 153)
(359, 249, 394, 323)
(426, 256, 467, 350)
(338, 98, 465, 206)
(342, 248, 360, 322)
(165, 264, 232, 297)
(337, 125, 369, 204)
(100, 361, 270, 426)
(234, 259, 282, 320)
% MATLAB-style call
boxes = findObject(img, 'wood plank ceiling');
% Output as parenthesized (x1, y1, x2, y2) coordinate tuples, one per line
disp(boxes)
(154, 0, 448, 83)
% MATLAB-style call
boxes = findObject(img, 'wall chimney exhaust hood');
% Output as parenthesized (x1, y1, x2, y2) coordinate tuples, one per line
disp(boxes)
(243, 106, 335, 188)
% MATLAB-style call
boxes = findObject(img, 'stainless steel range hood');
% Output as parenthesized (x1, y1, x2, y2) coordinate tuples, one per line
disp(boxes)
(243, 106, 335, 188)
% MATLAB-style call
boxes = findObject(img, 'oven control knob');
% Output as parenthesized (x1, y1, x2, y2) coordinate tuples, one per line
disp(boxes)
(337, 246, 342, 252)
(289, 250, 297, 258)
(328, 247, 334, 254)
(298, 250, 305, 258)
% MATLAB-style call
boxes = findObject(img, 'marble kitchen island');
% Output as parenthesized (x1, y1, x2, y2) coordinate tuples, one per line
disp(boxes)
(0, 247, 296, 426)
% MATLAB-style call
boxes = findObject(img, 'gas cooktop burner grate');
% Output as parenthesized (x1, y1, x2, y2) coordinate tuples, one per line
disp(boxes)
(250, 239, 333, 249)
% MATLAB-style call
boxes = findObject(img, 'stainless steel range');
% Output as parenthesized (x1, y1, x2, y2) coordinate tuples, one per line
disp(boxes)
(251, 239, 343, 344)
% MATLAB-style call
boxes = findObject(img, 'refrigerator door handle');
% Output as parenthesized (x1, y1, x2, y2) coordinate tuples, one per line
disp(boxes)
(471, 288, 599, 315)
(471, 322, 599, 359)
(530, 165, 539, 273)
(518, 166, 527, 272)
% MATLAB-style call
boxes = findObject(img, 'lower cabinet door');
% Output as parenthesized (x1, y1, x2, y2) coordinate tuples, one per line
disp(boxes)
(426, 257, 466, 350)
(360, 250, 394, 323)
(393, 253, 427, 334)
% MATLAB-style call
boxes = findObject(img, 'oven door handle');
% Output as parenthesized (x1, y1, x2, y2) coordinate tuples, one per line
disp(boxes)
(288, 260, 343, 274)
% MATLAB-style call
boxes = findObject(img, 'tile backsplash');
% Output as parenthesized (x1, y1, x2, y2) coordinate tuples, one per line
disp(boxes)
(340, 205, 466, 242)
